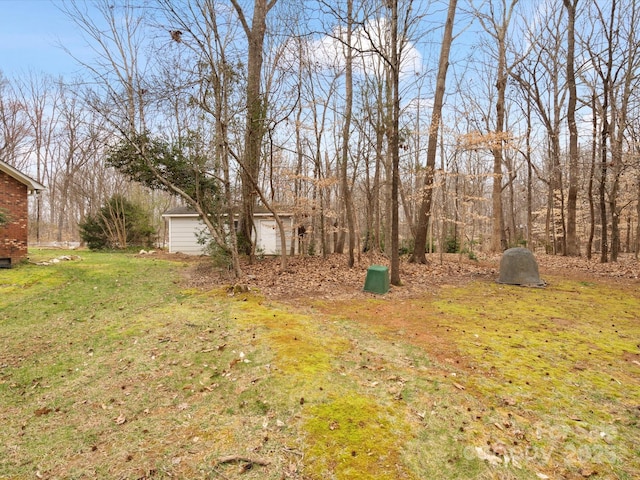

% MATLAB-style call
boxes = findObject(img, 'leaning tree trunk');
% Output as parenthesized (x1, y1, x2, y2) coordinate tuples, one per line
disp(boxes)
(411, 0, 457, 263)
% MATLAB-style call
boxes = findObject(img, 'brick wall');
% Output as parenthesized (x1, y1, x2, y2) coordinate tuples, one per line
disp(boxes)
(0, 169, 29, 265)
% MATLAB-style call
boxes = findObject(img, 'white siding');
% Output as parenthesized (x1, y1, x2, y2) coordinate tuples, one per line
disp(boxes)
(256, 219, 278, 254)
(167, 216, 207, 254)
(255, 217, 296, 255)
(164, 211, 297, 256)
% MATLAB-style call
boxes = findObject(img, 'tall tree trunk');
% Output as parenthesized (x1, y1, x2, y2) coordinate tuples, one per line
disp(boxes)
(491, 33, 508, 253)
(608, 0, 638, 261)
(505, 152, 517, 246)
(609, 190, 620, 260)
(564, 0, 579, 255)
(231, 0, 276, 260)
(598, 0, 617, 263)
(636, 168, 640, 259)
(474, 0, 520, 253)
(315, 151, 328, 258)
(341, 0, 356, 267)
(374, 81, 385, 253)
(411, 0, 457, 263)
(599, 130, 609, 264)
(524, 92, 533, 249)
(389, 0, 401, 285)
(587, 93, 597, 260)
(550, 128, 566, 254)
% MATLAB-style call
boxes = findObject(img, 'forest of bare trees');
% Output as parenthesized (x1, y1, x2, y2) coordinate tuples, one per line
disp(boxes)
(3, 0, 640, 281)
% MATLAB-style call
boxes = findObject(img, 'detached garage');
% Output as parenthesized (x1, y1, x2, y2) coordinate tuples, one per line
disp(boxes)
(162, 206, 300, 256)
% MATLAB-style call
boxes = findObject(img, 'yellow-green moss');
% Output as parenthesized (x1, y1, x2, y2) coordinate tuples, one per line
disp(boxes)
(433, 279, 640, 408)
(228, 294, 350, 376)
(303, 394, 412, 479)
(432, 278, 640, 475)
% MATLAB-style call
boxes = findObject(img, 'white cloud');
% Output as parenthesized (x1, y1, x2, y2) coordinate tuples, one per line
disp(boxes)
(308, 16, 423, 78)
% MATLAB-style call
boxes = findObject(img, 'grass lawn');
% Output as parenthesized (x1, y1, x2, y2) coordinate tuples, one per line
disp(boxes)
(1, 249, 639, 479)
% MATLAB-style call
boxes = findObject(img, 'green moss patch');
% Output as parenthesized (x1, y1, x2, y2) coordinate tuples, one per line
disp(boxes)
(303, 394, 412, 479)
(229, 295, 350, 377)
(432, 278, 640, 477)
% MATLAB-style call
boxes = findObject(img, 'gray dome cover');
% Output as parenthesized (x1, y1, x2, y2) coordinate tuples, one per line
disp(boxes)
(497, 247, 545, 286)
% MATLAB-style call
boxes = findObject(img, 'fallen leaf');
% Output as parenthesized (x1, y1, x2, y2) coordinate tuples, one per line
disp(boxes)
(453, 382, 465, 390)
(490, 442, 508, 456)
(115, 414, 127, 425)
(34, 407, 52, 417)
(475, 446, 502, 465)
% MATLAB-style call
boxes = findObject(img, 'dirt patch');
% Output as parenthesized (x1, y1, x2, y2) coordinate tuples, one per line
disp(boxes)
(623, 351, 640, 365)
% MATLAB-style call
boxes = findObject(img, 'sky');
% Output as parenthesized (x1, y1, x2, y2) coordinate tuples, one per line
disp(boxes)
(0, 0, 430, 81)
(0, 0, 85, 78)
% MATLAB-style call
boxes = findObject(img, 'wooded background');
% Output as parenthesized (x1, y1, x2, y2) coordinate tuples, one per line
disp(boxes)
(1, 0, 639, 278)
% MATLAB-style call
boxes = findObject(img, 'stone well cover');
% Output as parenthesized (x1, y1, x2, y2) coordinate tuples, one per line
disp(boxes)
(497, 247, 546, 287)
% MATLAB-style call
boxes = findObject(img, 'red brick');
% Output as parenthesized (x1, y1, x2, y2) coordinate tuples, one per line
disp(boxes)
(0, 169, 30, 265)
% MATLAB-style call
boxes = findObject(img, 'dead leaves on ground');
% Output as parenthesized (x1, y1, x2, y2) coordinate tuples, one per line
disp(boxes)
(189, 252, 498, 300)
(186, 252, 640, 302)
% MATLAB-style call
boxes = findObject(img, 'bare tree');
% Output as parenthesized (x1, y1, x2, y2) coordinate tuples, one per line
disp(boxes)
(338, 0, 357, 268)
(472, 0, 520, 253)
(582, 0, 617, 262)
(386, 0, 403, 285)
(411, 0, 457, 264)
(160, 0, 249, 274)
(354, 0, 423, 284)
(606, 0, 640, 261)
(230, 0, 278, 260)
(511, 2, 567, 254)
(564, 0, 580, 256)
(304, 64, 340, 258)
(60, 0, 149, 133)
(0, 75, 29, 168)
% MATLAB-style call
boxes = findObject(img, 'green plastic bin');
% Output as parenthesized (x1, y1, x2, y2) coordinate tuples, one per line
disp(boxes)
(363, 265, 389, 294)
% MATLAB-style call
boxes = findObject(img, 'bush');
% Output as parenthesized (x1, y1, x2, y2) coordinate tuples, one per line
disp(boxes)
(79, 195, 156, 250)
(443, 234, 460, 253)
(195, 227, 234, 269)
(399, 238, 417, 256)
